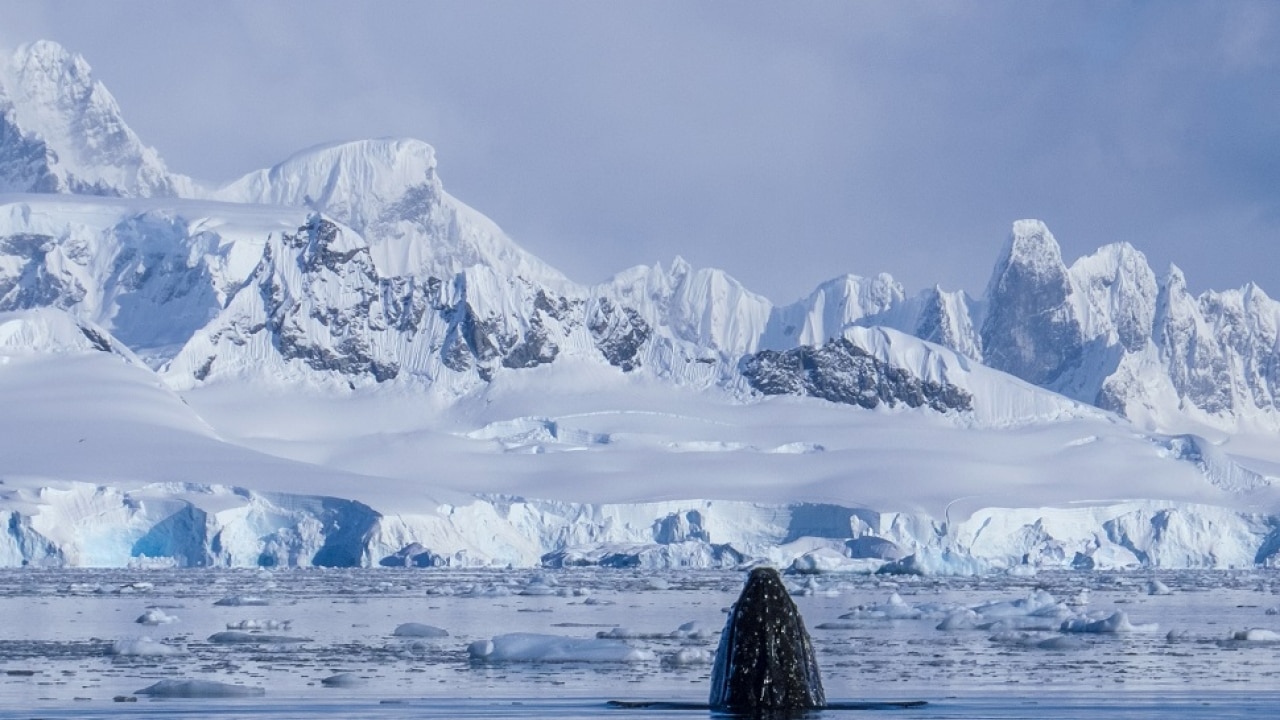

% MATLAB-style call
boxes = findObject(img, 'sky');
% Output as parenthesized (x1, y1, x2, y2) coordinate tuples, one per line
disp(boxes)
(2, 1, 1278, 302)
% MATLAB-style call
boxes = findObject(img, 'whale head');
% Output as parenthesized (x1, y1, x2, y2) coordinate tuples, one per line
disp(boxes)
(709, 566, 825, 715)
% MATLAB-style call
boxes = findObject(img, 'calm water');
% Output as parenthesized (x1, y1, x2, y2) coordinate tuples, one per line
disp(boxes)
(1, 567, 1279, 718)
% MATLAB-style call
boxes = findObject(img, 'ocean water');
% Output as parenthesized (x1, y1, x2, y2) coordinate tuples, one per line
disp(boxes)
(1, 567, 1279, 718)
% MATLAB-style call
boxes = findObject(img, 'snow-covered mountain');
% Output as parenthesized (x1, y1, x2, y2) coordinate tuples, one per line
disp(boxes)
(3, 39, 1280, 571)
(0, 41, 192, 197)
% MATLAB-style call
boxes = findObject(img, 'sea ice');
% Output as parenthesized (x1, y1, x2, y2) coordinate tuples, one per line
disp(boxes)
(320, 672, 366, 687)
(1060, 611, 1158, 633)
(213, 595, 271, 606)
(467, 632, 655, 663)
(135, 679, 265, 698)
(135, 608, 178, 625)
(1230, 628, 1280, 642)
(392, 622, 449, 638)
(226, 619, 292, 631)
(111, 637, 181, 656)
(208, 631, 311, 644)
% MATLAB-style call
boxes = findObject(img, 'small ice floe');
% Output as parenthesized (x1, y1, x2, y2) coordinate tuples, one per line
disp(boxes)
(1266, 607, 1280, 616)
(662, 648, 713, 666)
(392, 623, 449, 638)
(1147, 580, 1174, 596)
(936, 610, 980, 631)
(972, 590, 1068, 620)
(320, 672, 366, 688)
(112, 582, 154, 595)
(135, 679, 264, 698)
(1229, 628, 1280, 642)
(110, 637, 181, 656)
(989, 631, 1085, 650)
(1068, 589, 1090, 607)
(467, 633, 655, 663)
(213, 595, 270, 607)
(518, 574, 561, 596)
(464, 584, 513, 598)
(1166, 629, 1190, 642)
(62, 583, 104, 595)
(1060, 611, 1158, 634)
(226, 619, 291, 631)
(788, 548, 882, 575)
(207, 631, 311, 645)
(596, 621, 709, 641)
(135, 608, 178, 625)
(839, 592, 924, 620)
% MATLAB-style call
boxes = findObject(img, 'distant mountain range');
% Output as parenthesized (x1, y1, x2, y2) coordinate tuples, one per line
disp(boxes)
(2, 40, 1279, 571)
(4, 40, 1276, 436)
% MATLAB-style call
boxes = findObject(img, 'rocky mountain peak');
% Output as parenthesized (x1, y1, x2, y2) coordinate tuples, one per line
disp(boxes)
(0, 40, 189, 198)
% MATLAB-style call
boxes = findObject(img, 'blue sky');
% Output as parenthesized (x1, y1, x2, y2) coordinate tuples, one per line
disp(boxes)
(3, 1, 1278, 302)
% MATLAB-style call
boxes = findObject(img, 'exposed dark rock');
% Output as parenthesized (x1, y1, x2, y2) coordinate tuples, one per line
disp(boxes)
(588, 298, 650, 372)
(740, 337, 972, 412)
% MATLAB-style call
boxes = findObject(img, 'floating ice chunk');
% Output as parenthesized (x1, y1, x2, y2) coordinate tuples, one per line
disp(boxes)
(936, 610, 980, 631)
(226, 619, 292, 631)
(989, 631, 1082, 650)
(213, 595, 270, 606)
(663, 648, 713, 665)
(135, 679, 265, 698)
(111, 637, 181, 656)
(320, 673, 366, 687)
(467, 633, 655, 663)
(207, 631, 311, 644)
(112, 582, 154, 594)
(767, 442, 825, 454)
(840, 592, 925, 620)
(971, 589, 1065, 619)
(789, 548, 883, 575)
(463, 584, 513, 598)
(1230, 628, 1280, 642)
(597, 621, 709, 641)
(1060, 611, 1158, 634)
(1147, 580, 1173, 596)
(1036, 635, 1085, 650)
(135, 608, 178, 625)
(392, 623, 449, 638)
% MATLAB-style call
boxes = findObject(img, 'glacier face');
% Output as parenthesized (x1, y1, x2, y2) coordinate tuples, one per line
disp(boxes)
(1, 39, 1280, 571)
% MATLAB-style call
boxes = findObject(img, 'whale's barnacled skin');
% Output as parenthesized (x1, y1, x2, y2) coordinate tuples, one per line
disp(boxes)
(709, 567, 825, 713)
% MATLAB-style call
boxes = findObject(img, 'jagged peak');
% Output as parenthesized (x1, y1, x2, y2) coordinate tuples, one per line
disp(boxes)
(0, 39, 187, 198)
(1162, 263, 1188, 291)
(1001, 219, 1064, 267)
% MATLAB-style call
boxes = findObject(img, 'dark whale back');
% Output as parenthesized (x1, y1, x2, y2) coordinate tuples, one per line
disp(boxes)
(709, 567, 825, 713)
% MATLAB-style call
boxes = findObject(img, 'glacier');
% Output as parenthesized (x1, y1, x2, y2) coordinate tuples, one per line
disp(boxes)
(2, 40, 1280, 572)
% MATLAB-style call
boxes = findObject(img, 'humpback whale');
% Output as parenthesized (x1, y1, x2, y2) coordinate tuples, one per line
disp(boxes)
(709, 566, 825, 713)
(607, 566, 925, 714)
